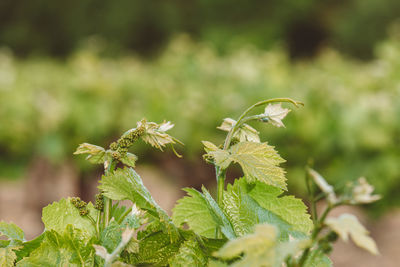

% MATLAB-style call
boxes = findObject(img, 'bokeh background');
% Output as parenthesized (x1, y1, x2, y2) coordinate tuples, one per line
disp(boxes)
(0, 1, 399, 266)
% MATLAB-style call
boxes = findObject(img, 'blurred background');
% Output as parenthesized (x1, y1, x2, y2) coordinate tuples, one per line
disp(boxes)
(0, 1, 399, 266)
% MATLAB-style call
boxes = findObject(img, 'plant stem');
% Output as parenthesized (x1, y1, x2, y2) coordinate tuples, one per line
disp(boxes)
(223, 98, 303, 150)
(217, 169, 226, 207)
(298, 204, 336, 266)
(96, 210, 101, 237)
(103, 160, 117, 228)
(305, 168, 318, 224)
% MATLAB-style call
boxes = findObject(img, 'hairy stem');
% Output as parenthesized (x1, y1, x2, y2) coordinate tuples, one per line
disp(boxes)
(103, 160, 117, 228)
(96, 210, 101, 237)
(217, 169, 226, 207)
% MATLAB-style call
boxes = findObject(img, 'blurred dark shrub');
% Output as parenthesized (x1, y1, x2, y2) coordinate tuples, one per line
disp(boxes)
(0, 0, 399, 59)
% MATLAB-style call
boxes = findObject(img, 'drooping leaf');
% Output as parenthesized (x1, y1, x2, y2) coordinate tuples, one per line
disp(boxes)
(99, 167, 161, 216)
(0, 247, 17, 267)
(99, 167, 179, 241)
(139, 120, 180, 151)
(308, 169, 337, 204)
(217, 118, 260, 143)
(351, 177, 381, 204)
(42, 198, 98, 237)
(325, 214, 378, 255)
(214, 224, 305, 267)
(206, 142, 287, 190)
(73, 143, 106, 164)
(0, 221, 25, 246)
(261, 103, 290, 128)
(303, 249, 333, 267)
(169, 239, 208, 267)
(120, 152, 138, 167)
(172, 188, 219, 238)
(248, 179, 313, 234)
(17, 225, 95, 267)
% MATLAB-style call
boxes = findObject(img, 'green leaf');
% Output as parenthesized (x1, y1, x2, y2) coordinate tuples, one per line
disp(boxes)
(0, 247, 17, 267)
(15, 233, 45, 261)
(248, 180, 313, 234)
(222, 181, 258, 237)
(214, 224, 306, 267)
(169, 239, 208, 267)
(202, 142, 231, 169)
(325, 213, 378, 255)
(42, 198, 98, 237)
(99, 167, 162, 216)
(172, 188, 219, 238)
(229, 142, 287, 190)
(125, 230, 183, 266)
(110, 204, 128, 222)
(208, 259, 228, 267)
(222, 178, 312, 239)
(214, 224, 277, 266)
(217, 118, 260, 143)
(73, 143, 106, 164)
(206, 142, 287, 190)
(0, 221, 25, 246)
(0, 240, 10, 248)
(120, 152, 138, 167)
(172, 187, 235, 240)
(200, 187, 236, 240)
(121, 212, 141, 229)
(111, 262, 135, 267)
(101, 220, 122, 253)
(303, 249, 332, 267)
(17, 225, 95, 267)
(99, 167, 179, 242)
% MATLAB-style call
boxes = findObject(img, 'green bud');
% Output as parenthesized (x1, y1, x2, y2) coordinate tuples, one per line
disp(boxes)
(79, 209, 89, 216)
(94, 193, 104, 211)
(109, 142, 118, 150)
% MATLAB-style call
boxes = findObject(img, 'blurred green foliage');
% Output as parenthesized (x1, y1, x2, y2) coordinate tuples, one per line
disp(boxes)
(0, 33, 399, 213)
(0, 0, 399, 58)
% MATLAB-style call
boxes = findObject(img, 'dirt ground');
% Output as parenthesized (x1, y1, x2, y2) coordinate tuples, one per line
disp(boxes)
(0, 160, 398, 266)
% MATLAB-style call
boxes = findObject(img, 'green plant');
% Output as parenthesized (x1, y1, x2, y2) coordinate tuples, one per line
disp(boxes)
(0, 98, 380, 266)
